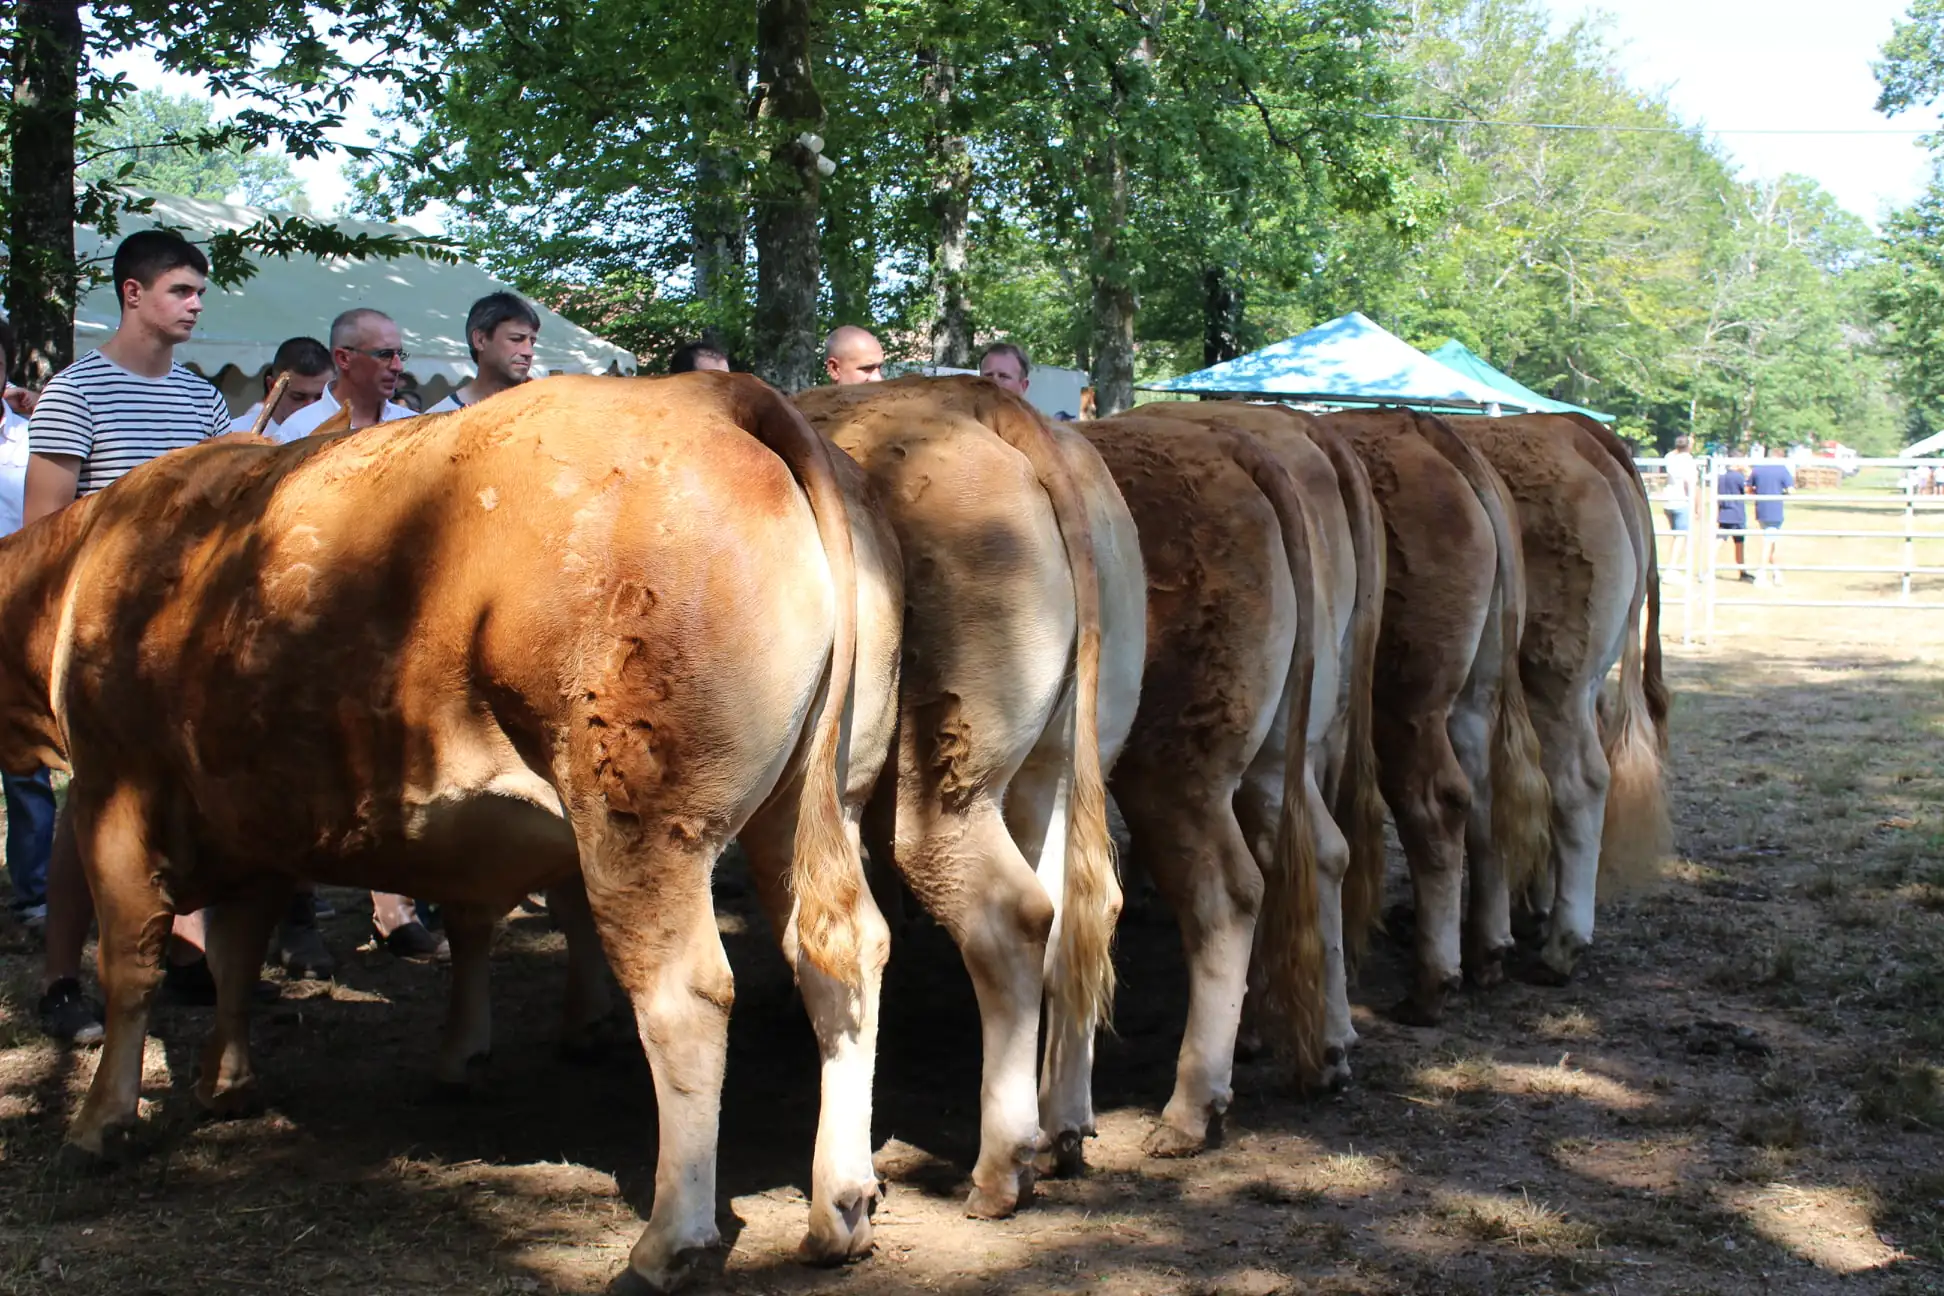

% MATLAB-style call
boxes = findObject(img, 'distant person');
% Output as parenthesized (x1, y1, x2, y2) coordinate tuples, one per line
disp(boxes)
(1717, 456, 1753, 582)
(25, 229, 236, 1040)
(824, 325, 884, 385)
(274, 308, 417, 441)
(393, 374, 425, 414)
(231, 337, 332, 439)
(669, 341, 730, 373)
(0, 319, 51, 935)
(428, 292, 540, 412)
(1747, 446, 1795, 586)
(978, 343, 1031, 396)
(1660, 434, 1697, 574)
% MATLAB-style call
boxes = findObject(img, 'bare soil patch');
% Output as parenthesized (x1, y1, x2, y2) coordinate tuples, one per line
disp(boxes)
(0, 623, 1940, 1294)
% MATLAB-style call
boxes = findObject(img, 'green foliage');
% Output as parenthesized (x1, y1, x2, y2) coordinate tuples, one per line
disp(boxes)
(75, 89, 307, 210)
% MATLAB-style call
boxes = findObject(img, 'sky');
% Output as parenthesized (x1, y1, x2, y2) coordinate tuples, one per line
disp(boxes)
(109, 0, 1939, 230)
(1553, 0, 1935, 224)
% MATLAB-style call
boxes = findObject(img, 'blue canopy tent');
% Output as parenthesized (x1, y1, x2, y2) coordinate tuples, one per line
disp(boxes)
(1425, 339, 1615, 423)
(1143, 311, 1533, 412)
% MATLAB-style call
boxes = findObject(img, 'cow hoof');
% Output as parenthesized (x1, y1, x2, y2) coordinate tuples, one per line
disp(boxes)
(1143, 1118, 1211, 1160)
(608, 1244, 725, 1295)
(195, 1077, 263, 1120)
(1035, 1128, 1088, 1180)
(1537, 933, 1587, 985)
(1317, 1046, 1353, 1093)
(799, 1184, 878, 1265)
(1390, 995, 1444, 1028)
(60, 1120, 143, 1172)
(964, 1170, 1032, 1220)
(1466, 955, 1507, 990)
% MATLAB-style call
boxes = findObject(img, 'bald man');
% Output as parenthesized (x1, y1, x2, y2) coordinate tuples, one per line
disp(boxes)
(824, 325, 885, 385)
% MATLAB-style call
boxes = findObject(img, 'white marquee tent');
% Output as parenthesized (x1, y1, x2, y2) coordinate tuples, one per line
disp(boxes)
(74, 194, 636, 410)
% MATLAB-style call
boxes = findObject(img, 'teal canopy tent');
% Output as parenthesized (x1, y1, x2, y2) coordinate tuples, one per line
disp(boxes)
(1424, 339, 1615, 423)
(1143, 312, 1526, 411)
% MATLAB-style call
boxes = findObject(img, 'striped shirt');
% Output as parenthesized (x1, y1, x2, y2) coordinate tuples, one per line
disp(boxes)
(28, 351, 230, 496)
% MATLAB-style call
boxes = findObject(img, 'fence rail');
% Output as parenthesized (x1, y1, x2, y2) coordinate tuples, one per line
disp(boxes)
(1637, 455, 1944, 643)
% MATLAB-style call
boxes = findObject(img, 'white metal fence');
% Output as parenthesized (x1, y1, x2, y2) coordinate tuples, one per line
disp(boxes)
(1638, 456, 1944, 645)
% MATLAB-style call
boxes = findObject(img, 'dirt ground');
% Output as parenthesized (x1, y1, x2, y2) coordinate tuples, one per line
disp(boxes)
(1, 603, 1942, 1295)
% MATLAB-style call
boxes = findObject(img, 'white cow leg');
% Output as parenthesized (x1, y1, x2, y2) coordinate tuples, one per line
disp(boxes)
(582, 837, 734, 1294)
(740, 791, 887, 1265)
(1448, 696, 1513, 988)
(1540, 695, 1610, 982)
(1003, 704, 1098, 1180)
(434, 905, 498, 1090)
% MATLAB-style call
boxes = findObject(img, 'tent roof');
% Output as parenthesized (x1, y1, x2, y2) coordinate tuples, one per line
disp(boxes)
(1143, 312, 1525, 410)
(75, 194, 637, 383)
(1906, 429, 1944, 457)
(1426, 339, 1615, 423)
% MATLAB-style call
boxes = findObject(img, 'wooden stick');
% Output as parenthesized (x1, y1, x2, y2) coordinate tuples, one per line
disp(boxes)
(250, 373, 292, 439)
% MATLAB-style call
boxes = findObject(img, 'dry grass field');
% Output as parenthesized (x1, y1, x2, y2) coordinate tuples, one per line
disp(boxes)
(0, 496, 1940, 1294)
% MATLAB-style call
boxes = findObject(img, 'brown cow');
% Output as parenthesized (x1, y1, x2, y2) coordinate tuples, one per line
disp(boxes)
(0, 374, 881, 1294)
(1453, 414, 1670, 978)
(1127, 400, 1385, 1085)
(1079, 414, 1328, 1153)
(794, 377, 1146, 1212)
(1313, 409, 1551, 1020)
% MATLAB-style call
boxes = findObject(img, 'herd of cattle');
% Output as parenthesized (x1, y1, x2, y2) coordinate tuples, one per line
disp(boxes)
(0, 372, 1669, 1293)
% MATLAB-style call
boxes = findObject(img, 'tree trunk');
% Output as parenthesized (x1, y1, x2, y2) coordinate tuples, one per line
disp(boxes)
(1201, 266, 1244, 368)
(7, 1, 83, 386)
(1088, 130, 1134, 416)
(750, 0, 823, 392)
(924, 50, 971, 368)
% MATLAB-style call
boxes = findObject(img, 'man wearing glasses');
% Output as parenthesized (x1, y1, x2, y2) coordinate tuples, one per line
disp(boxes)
(273, 308, 418, 442)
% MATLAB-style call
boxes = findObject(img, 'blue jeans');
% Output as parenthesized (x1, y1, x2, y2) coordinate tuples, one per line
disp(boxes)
(3, 767, 54, 912)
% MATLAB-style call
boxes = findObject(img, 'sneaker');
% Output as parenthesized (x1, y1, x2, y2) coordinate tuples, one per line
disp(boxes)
(311, 893, 337, 919)
(1738, 570, 1758, 583)
(14, 903, 46, 932)
(1770, 570, 1784, 586)
(379, 919, 450, 964)
(276, 920, 337, 981)
(38, 978, 104, 1044)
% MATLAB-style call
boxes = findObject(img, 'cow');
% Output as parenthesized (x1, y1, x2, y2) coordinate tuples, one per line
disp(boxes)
(1126, 400, 1385, 1088)
(1076, 413, 1329, 1153)
(0, 373, 883, 1294)
(793, 377, 1147, 1213)
(1311, 408, 1552, 1022)
(1451, 413, 1670, 979)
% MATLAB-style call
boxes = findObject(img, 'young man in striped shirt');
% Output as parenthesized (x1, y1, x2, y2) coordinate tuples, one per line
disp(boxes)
(27, 230, 236, 1042)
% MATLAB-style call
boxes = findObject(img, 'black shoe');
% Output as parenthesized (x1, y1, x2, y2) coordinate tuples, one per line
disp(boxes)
(38, 978, 104, 1044)
(276, 921, 337, 981)
(162, 958, 280, 1006)
(379, 920, 450, 964)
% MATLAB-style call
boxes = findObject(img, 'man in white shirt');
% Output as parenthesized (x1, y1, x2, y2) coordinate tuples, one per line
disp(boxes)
(1660, 434, 1698, 573)
(274, 308, 418, 441)
(427, 293, 540, 412)
(230, 336, 333, 439)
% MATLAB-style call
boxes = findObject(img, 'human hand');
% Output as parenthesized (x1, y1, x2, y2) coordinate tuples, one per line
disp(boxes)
(3, 386, 37, 417)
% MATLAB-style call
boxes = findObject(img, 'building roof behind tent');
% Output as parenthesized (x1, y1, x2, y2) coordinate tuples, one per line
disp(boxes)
(1424, 339, 1616, 424)
(1142, 311, 1532, 410)
(74, 193, 637, 383)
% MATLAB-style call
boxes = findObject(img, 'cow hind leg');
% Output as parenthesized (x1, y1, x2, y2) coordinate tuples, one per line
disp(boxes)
(1539, 693, 1610, 983)
(739, 785, 889, 1266)
(1002, 694, 1096, 1181)
(550, 877, 624, 1063)
(195, 883, 290, 1117)
(580, 829, 735, 1294)
(1120, 774, 1262, 1158)
(1378, 714, 1471, 1026)
(433, 904, 499, 1093)
(66, 784, 169, 1160)
(1450, 695, 1513, 989)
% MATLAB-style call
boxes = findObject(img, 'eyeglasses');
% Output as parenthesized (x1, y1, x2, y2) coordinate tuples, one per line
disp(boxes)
(350, 347, 410, 364)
